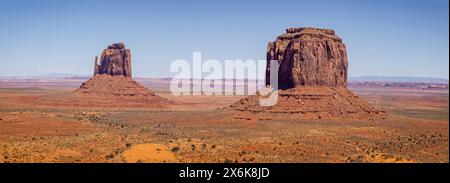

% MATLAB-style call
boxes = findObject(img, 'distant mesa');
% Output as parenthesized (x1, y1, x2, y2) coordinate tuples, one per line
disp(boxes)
(232, 27, 383, 120)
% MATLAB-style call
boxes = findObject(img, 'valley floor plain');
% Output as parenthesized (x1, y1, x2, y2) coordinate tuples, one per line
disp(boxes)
(0, 79, 448, 163)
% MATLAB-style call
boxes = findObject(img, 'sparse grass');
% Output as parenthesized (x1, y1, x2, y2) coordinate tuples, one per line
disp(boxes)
(0, 86, 448, 162)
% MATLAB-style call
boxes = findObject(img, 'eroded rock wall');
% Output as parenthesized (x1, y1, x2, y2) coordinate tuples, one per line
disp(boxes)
(95, 43, 132, 78)
(266, 27, 348, 89)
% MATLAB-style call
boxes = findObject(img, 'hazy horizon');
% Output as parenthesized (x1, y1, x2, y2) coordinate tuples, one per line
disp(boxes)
(0, 0, 448, 79)
(1, 73, 448, 83)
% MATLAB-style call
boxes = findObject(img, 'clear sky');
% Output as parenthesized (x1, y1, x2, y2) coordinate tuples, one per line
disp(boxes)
(0, 0, 448, 78)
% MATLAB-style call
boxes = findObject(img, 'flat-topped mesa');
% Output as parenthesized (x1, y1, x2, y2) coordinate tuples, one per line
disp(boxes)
(266, 27, 348, 89)
(94, 43, 132, 78)
(231, 27, 382, 120)
(278, 27, 341, 41)
(286, 27, 335, 34)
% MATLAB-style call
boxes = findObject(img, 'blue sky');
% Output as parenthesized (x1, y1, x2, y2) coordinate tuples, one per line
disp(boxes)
(0, 0, 448, 78)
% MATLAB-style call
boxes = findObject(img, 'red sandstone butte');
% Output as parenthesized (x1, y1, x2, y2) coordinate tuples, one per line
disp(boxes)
(72, 43, 171, 108)
(266, 27, 348, 89)
(232, 27, 382, 120)
(94, 43, 132, 78)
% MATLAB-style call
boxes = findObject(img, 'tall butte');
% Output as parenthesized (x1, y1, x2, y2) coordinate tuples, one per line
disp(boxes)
(232, 27, 382, 120)
(73, 43, 171, 107)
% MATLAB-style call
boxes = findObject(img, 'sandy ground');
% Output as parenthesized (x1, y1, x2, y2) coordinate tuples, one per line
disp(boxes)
(0, 83, 448, 163)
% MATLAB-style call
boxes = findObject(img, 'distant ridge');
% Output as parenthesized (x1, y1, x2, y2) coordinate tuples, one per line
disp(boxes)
(37, 72, 89, 78)
(1, 74, 448, 84)
(349, 76, 448, 83)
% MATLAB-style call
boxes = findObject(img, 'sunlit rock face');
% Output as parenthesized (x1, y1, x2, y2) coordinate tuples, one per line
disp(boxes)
(266, 27, 348, 89)
(94, 43, 132, 78)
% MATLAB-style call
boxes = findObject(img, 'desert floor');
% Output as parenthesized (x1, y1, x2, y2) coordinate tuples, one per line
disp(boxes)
(0, 80, 448, 163)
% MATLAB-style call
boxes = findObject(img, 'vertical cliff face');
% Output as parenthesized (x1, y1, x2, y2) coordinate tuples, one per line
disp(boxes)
(266, 27, 348, 89)
(95, 43, 132, 78)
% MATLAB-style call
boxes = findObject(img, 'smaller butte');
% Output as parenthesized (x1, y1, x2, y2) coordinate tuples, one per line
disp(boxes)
(70, 43, 171, 108)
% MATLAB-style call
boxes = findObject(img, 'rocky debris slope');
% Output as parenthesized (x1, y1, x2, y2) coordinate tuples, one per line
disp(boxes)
(232, 27, 382, 120)
(76, 74, 158, 98)
(231, 86, 381, 120)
